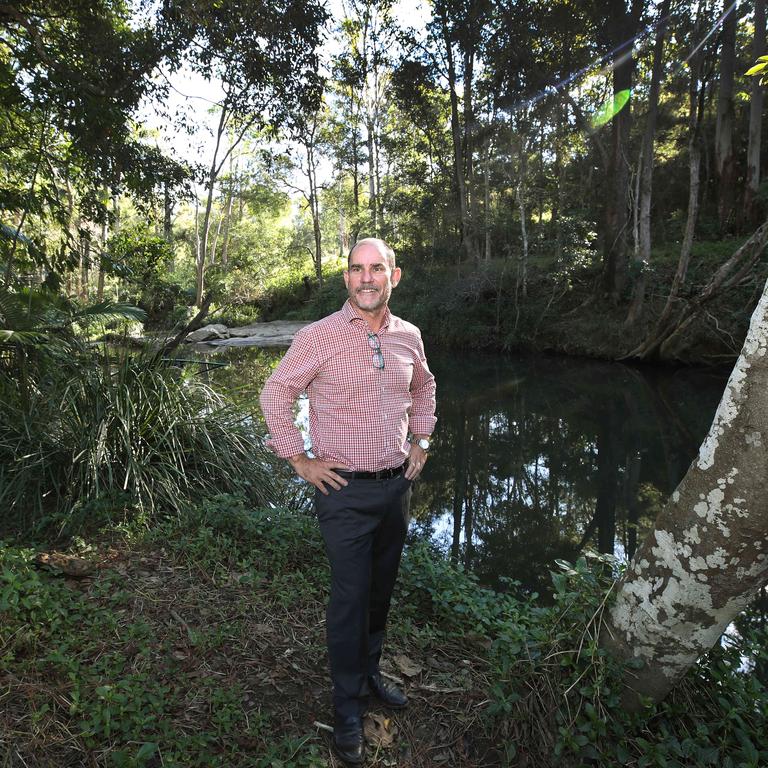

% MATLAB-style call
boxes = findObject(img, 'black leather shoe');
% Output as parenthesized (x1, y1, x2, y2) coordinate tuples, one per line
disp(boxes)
(333, 713, 365, 765)
(367, 673, 408, 709)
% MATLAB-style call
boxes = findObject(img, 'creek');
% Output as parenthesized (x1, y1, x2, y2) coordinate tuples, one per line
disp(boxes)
(196, 345, 729, 595)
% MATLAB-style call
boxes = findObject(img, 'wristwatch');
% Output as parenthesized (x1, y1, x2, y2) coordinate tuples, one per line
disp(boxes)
(412, 436, 431, 452)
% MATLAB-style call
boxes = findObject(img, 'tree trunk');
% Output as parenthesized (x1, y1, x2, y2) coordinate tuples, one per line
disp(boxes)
(350, 85, 360, 243)
(97, 210, 107, 302)
(483, 131, 492, 262)
(626, 0, 671, 327)
(197, 106, 228, 307)
(600, 0, 643, 301)
(628, 20, 706, 359)
(437, 0, 473, 264)
(715, 0, 738, 233)
(553, 100, 567, 264)
(163, 181, 173, 243)
(220, 155, 238, 267)
(516, 136, 529, 300)
(366, 117, 377, 235)
(463, 45, 477, 262)
(79, 229, 90, 301)
(602, 275, 768, 711)
(745, 0, 766, 227)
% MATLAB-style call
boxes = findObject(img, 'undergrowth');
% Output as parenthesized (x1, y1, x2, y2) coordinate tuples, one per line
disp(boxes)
(1, 496, 766, 767)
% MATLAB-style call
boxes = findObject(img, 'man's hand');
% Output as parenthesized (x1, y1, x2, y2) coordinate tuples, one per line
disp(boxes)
(289, 454, 350, 495)
(405, 441, 429, 480)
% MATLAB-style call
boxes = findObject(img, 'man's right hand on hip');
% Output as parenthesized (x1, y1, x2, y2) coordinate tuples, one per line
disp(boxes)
(289, 454, 350, 495)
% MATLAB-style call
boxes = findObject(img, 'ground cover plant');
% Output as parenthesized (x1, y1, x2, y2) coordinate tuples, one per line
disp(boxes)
(1, 495, 767, 767)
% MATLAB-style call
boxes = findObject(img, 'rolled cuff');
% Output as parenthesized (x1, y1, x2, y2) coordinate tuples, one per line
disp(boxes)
(265, 431, 307, 459)
(408, 415, 437, 437)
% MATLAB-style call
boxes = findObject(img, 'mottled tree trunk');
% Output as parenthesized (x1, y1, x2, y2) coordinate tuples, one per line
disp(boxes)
(602, 277, 768, 710)
(366, 117, 378, 235)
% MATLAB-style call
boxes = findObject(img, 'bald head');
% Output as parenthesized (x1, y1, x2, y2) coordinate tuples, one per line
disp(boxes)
(348, 238, 396, 270)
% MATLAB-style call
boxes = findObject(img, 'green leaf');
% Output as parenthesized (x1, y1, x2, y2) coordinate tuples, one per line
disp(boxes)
(135, 742, 158, 760)
(745, 62, 768, 77)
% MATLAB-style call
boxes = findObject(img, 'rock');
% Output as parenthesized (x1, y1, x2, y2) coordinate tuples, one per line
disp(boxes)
(203, 320, 311, 348)
(185, 324, 229, 343)
(228, 320, 309, 338)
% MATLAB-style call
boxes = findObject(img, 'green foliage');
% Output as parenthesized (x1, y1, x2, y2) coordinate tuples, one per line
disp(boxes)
(745, 55, 768, 84)
(0, 347, 278, 536)
(0, 289, 278, 536)
(3, 504, 768, 766)
(396, 547, 768, 767)
(107, 227, 187, 327)
(149, 494, 327, 588)
(0, 511, 329, 766)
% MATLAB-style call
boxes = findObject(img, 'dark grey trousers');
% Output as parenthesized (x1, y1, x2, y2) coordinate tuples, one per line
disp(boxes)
(315, 473, 412, 717)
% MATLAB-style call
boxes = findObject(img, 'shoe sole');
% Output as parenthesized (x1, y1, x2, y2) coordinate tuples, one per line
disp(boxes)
(332, 743, 364, 766)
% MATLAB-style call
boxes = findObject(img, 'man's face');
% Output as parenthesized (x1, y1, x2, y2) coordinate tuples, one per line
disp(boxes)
(344, 243, 401, 315)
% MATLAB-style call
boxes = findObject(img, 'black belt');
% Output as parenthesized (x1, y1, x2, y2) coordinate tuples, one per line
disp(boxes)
(336, 463, 406, 480)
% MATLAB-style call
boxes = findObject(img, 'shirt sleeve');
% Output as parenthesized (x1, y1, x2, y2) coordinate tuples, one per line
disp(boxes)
(259, 327, 320, 459)
(408, 333, 437, 436)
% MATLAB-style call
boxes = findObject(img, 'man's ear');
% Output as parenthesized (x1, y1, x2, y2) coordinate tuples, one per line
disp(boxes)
(391, 267, 402, 287)
(343, 270, 350, 288)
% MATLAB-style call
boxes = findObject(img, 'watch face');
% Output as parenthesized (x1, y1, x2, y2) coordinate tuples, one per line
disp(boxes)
(417, 438, 430, 450)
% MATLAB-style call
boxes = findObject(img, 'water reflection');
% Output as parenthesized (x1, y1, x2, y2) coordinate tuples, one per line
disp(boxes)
(412, 352, 728, 595)
(198, 346, 729, 596)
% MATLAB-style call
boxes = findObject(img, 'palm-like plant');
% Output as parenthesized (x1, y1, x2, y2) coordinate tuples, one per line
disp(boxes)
(0, 287, 277, 538)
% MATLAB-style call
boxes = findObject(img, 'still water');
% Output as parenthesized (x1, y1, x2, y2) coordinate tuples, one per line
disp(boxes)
(198, 346, 730, 595)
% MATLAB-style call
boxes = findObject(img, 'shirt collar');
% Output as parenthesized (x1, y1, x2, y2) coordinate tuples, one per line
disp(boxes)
(342, 299, 391, 331)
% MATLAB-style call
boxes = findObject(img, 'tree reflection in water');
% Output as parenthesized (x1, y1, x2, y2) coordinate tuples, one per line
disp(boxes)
(201, 345, 728, 599)
(407, 352, 728, 597)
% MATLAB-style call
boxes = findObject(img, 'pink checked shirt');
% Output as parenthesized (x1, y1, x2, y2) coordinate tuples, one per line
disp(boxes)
(260, 300, 437, 472)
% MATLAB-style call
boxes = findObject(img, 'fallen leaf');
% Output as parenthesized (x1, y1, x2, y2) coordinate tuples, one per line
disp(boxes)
(393, 654, 422, 678)
(364, 713, 397, 748)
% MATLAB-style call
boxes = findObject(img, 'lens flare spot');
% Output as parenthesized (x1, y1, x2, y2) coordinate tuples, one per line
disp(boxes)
(591, 89, 631, 128)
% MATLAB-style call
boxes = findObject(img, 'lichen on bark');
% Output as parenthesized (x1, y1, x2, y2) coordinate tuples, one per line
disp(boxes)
(601, 277, 768, 710)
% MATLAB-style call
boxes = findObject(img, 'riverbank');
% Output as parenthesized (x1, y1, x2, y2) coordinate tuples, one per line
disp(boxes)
(3, 497, 767, 767)
(252, 238, 766, 366)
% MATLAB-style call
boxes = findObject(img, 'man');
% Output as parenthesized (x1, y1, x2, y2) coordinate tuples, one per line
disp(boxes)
(260, 237, 436, 765)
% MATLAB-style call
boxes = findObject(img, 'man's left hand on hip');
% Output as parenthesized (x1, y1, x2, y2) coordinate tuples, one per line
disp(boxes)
(405, 444, 428, 480)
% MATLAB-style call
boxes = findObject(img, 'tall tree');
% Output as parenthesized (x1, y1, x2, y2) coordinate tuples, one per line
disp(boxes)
(0, 0, 183, 286)
(629, 3, 713, 358)
(599, 0, 644, 301)
(745, 0, 766, 227)
(431, 0, 489, 264)
(715, 0, 738, 233)
(337, 0, 396, 237)
(166, 0, 328, 305)
(626, 0, 671, 327)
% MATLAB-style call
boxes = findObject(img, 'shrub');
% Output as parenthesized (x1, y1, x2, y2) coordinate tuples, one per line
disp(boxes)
(0, 344, 277, 538)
